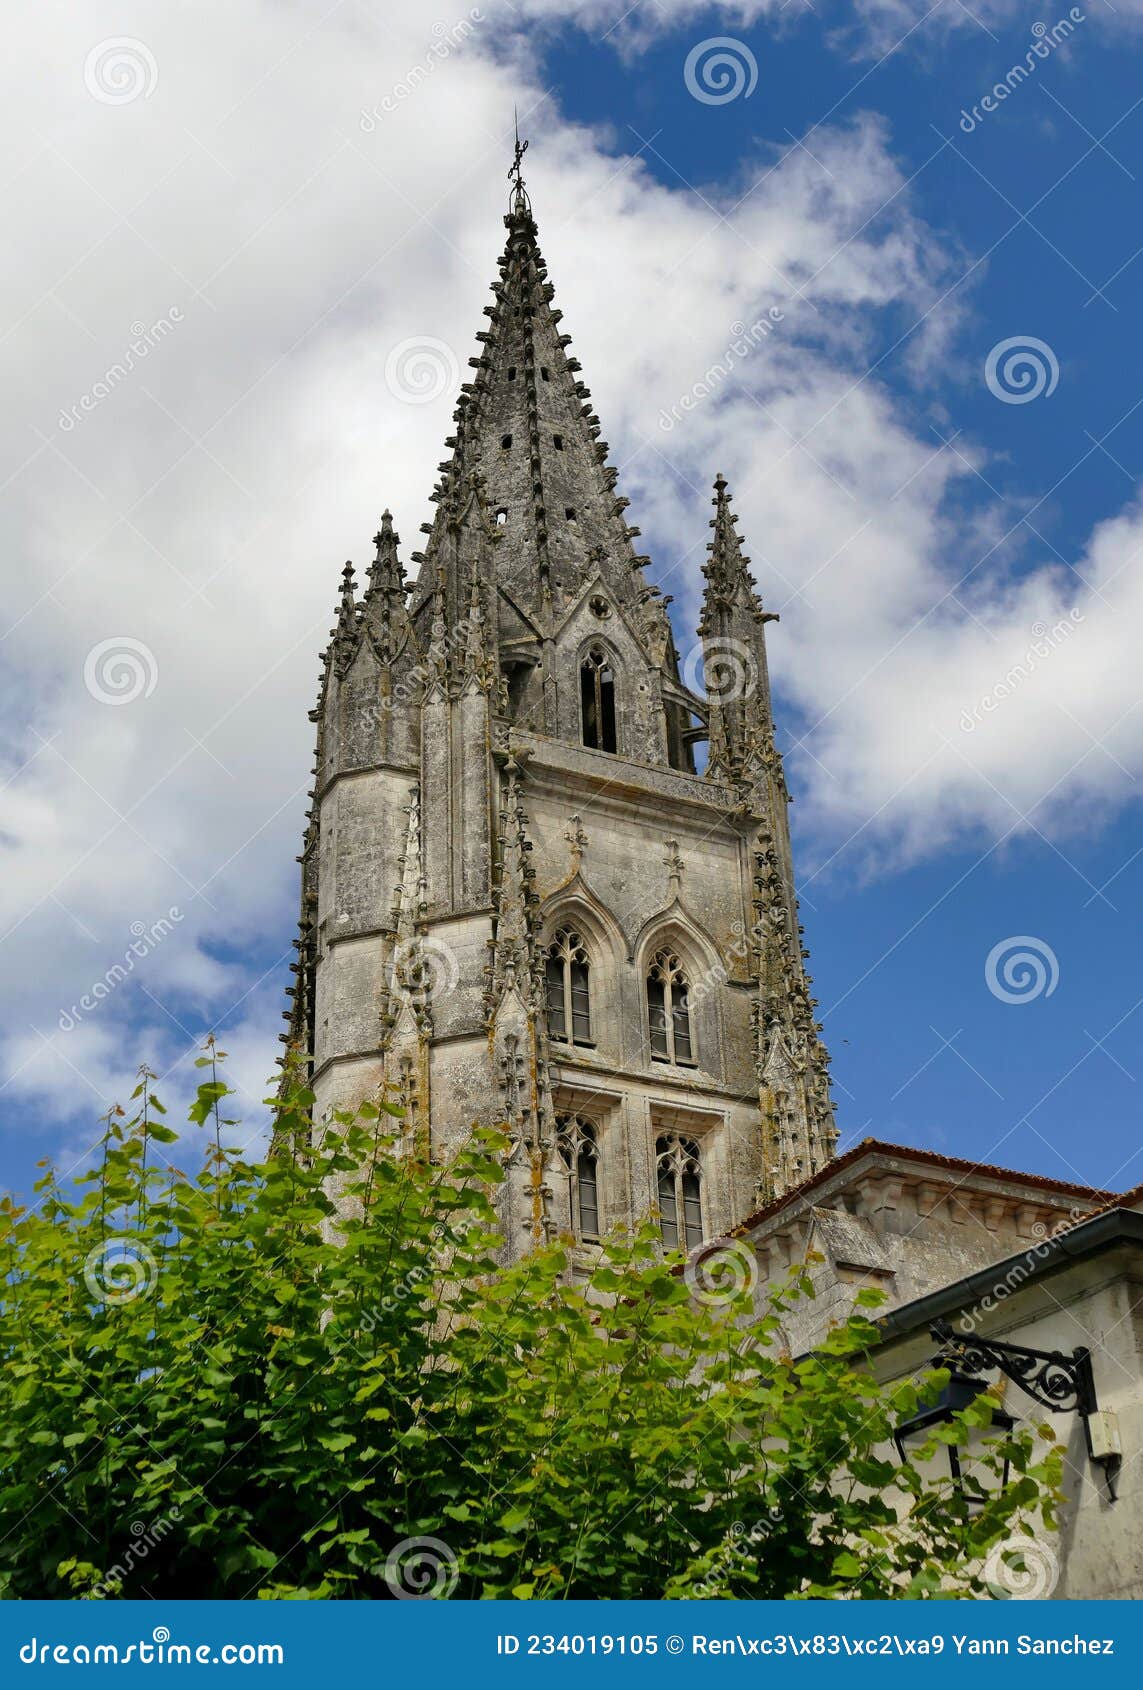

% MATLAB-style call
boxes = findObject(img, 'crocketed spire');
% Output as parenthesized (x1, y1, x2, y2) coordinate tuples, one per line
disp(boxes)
(283, 150, 837, 1220)
(697, 475, 778, 783)
(408, 184, 655, 631)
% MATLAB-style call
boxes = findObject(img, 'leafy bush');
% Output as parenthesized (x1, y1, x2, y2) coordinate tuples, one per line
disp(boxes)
(0, 1056, 1061, 1599)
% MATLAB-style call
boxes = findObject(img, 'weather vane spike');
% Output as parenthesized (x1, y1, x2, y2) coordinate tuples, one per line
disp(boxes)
(509, 106, 529, 205)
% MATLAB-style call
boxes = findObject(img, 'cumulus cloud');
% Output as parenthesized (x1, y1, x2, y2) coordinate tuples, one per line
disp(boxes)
(510, 0, 1140, 58)
(0, 0, 1138, 1160)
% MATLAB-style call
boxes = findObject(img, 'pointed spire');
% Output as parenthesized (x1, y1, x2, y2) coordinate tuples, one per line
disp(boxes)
(362, 509, 408, 654)
(409, 149, 653, 633)
(701, 474, 761, 614)
(698, 476, 779, 785)
(336, 560, 357, 631)
(366, 509, 405, 602)
(331, 561, 359, 673)
(750, 825, 837, 1198)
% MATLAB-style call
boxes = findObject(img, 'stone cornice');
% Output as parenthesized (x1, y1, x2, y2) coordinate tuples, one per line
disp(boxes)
(734, 1142, 1113, 1259)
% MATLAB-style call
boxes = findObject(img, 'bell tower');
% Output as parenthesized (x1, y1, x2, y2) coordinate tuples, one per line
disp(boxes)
(284, 152, 837, 1252)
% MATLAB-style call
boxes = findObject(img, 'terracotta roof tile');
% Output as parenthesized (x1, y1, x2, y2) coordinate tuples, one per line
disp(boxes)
(732, 1137, 1117, 1238)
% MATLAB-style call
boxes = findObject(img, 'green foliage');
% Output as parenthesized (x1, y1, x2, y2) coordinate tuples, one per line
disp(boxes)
(0, 1055, 1062, 1600)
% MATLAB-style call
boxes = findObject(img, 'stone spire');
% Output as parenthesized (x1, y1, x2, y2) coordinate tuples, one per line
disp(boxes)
(698, 475, 778, 785)
(359, 512, 409, 675)
(363, 509, 404, 610)
(703, 474, 756, 601)
(331, 560, 359, 673)
(409, 164, 654, 633)
(750, 825, 838, 1199)
(283, 153, 842, 1233)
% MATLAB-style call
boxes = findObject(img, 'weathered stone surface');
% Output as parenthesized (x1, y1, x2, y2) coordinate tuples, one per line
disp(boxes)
(733, 1140, 1115, 1354)
(757, 1148, 1143, 1602)
(283, 173, 837, 1249)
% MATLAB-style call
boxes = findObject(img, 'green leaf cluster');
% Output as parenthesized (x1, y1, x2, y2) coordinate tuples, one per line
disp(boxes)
(0, 1058, 1062, 1599)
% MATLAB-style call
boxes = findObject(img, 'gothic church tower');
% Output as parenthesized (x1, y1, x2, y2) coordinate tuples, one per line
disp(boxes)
(284, 161, 837, 1254)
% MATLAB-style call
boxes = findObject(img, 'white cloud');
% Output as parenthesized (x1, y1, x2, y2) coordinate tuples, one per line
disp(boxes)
(510, 0, 1140, 59)
(0, 0, 1139, 1149)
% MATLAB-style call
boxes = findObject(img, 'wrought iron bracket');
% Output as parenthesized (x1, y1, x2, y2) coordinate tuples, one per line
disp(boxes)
(920, 1320, 1121, 1503)
(930, 1319, 1096, 1415)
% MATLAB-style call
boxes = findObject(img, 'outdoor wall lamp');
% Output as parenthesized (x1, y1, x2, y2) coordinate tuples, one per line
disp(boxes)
(894, 1319, 1122, 1502)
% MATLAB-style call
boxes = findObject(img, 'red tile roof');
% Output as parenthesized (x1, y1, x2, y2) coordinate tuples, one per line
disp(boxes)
(731, 1137, 1117, 1239)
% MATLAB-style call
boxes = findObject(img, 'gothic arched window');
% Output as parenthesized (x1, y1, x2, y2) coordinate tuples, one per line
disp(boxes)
(580, 648, 617, 754)
(545, 927, 592, 1046)
(656, 1133, 702, 1251)
(557, 1115, 600, 1239)
(646, 950, 695, 1066)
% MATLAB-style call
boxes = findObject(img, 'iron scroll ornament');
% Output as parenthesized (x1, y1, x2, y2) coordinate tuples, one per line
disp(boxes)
(929, 1318, 1096, 1416)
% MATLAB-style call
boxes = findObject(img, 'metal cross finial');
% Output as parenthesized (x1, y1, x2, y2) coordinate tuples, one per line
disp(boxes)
(509, 107, 529, 200)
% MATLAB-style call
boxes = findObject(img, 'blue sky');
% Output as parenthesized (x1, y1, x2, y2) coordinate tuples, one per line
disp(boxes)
(541, 3, 1143, 1189)
(581, 3, 1143, 1191)
(2, 0, 1141, 1202)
